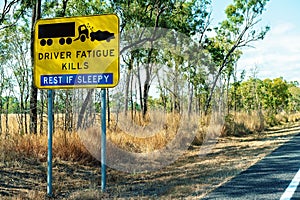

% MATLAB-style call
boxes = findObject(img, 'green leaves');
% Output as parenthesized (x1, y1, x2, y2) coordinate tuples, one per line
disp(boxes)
(203, 0, 270, 114)
(231, 77, 296, 114)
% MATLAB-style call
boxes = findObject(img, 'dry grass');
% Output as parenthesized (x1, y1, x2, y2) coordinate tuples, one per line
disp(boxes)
(0, 114, 20, 135)
(287, 112, 300, 123)
(107, 112, 185, 153)
(0, 112, 300, 199)
(4, 121, 297, 199)
(1, 111, 299, 162)
(1, 131, 94, 164)
(214, 111, 265, 137)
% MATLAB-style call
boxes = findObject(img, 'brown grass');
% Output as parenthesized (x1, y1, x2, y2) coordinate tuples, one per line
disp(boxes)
(287, 112, 300, 123)
(1, 111, 299, 163)
(0, 112, 193, 164)
(1, 131, 95, 164)
(0, 112, 300, 199)
(107, 112, 183, 153)
(2, 121, 299, 199)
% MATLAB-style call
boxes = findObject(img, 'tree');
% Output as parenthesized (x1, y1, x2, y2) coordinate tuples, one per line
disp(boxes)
(3, 23, 32, 134)
(260, 78, 290, 114)
(29, 0, 41, 134)
(114, 0, 213, 117)
(288, 82, 300, 113)
(0, 0, 29, 30)
(0, 0, 41, 134)
(204, 0, 270, 114)
(229, 69, 245, 112)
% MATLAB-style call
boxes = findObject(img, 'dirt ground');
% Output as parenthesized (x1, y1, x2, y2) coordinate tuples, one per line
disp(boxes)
(1, 123, 300, 199)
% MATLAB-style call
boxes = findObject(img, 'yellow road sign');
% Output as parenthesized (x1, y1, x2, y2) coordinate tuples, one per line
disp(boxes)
(34, 14, 119, 89)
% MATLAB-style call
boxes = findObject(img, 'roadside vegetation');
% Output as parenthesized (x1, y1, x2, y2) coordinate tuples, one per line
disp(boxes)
(1, 117, 300, 199)
(0, 0, 300, 199)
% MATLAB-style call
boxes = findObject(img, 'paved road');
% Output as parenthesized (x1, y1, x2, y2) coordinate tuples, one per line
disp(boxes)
(203, 133, 300, 200)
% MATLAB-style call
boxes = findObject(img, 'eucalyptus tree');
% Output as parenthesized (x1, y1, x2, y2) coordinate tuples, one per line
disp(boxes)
(229, 69, 245, 112)
(3, 23, 32, 134)
(160, 40, 185, 113)
(112, 0, 213, 117)
(260, 78, 290, 115)
(0, 60, 8, 135)
(232, 77, 293, 122)
(288, 82, 300, 113)
(0, 0, 37, 133)
(0, 0, 32, 30)
(235, 77, 262, 112)
(0, 25, 16, 135)
(111, 0, 172, 117)
(204, 0, 270, 114)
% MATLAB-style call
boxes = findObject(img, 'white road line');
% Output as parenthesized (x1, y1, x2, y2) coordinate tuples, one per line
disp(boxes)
(280, 168, 300, 200)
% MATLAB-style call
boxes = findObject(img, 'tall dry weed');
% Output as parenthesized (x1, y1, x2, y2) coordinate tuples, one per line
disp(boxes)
(220, 111, 265, 137)
(107, 112, 181, 153)
(0, 129, 95, 164)
(287, 112, 300, 123)
(1, 111, 300, 164)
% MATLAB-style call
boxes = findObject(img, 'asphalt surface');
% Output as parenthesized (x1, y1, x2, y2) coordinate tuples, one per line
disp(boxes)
(203, 133, 300, 200)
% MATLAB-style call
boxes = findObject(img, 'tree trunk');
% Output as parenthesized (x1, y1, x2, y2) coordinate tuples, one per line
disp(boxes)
(157, 72, 167, 112)
(226, 76, 230, 115)
(173, 64, 180, 113)
(5, 98, 9, 136)
(204, 66, 222, 115)
(143, 82, 150, 118)
(130, 71, 134, 121)
(77, 89, 94, 129)
(188, 83, 193, 118)
(142, 47, 154, 118)
(29, 0, 41, 134)
(124, 56, 133, 116)
(137, 62, 143, 113)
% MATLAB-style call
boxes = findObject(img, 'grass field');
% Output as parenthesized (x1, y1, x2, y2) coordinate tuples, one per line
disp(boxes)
(0, 112, 300, 199)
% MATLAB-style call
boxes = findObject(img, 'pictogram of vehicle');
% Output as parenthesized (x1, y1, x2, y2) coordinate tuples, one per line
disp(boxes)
(38, 22, 114, 46)
(74, 24, 89, 42)
(90, 30, 115, 42)
(38, 22, 75, 46)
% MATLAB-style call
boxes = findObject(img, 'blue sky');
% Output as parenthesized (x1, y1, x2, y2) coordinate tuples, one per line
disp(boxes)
(211, 0, 300, 83)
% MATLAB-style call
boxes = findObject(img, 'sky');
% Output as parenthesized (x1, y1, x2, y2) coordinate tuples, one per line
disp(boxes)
(211, 0, 300, 83)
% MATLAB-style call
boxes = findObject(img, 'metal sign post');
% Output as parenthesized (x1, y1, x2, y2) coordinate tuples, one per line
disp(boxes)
(101, 88, 107, 191)
(47, 89, 53, 197)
